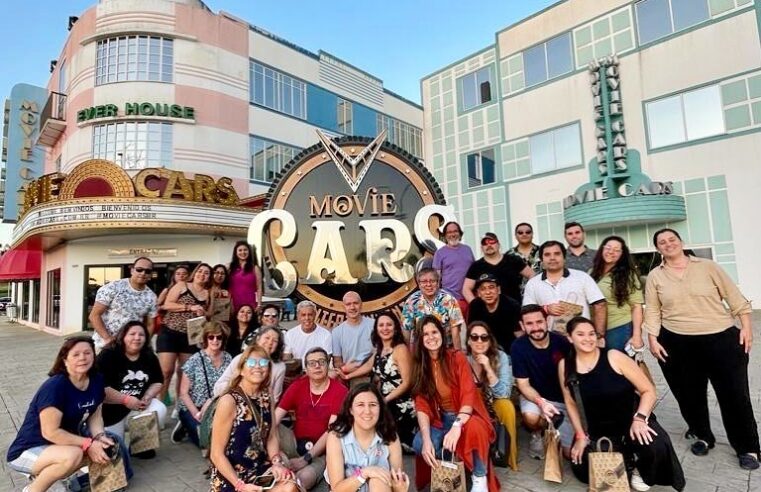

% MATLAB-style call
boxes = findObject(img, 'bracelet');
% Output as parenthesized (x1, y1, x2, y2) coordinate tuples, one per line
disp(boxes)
(457, 411, 472, 417)
(81, 437, 93, 452)
(574, 431, 588, 441)
(534, 396, 545, 406)
(234, 478, 245, 491)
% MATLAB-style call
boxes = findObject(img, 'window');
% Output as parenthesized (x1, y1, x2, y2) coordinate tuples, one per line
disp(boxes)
(250, 62, 307, 119)
(466, 149, 496, 187)
(31, 280, 40, 324)
(646, 85, 724, 148)
(376, 114, 423, 158)
(92, 122, 173, 169)
(250, 136, 301, 183)
(529, 123, 582, 174)
(46, 269, 61, 329)
(96, 36, 173, 85)
(337, 98, 353, 134)
(58, 59, 67, 94)
(635, 0, 712, 45)
(523, 33, 573, 88)
(459, 66, 493, 111)
(720, 72, 761, 131)
(574, 7, 635, 67)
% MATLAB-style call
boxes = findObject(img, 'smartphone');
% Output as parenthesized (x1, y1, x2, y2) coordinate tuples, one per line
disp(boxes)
(253, 475, 276, 490)
(551, 411, 565, 429)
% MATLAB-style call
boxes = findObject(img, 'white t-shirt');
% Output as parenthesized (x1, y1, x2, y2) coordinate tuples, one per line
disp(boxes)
(284, 324, 333, 362)
(522, 268, 605, 330)
(93, 278, 157, 349)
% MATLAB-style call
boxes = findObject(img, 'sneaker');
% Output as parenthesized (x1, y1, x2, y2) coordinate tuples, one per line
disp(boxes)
(529, 431, 544, 460)
(739, 453, 760, 470)
(630, 470, 651, 491)
(470, 475, 488, 492)
(690, 440, 714, 456)
(171, 420, 187, 443)
(171, 406, 179, 420)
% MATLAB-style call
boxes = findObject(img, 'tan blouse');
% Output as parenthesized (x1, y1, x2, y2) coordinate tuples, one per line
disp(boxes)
(643, 256, 752, 337)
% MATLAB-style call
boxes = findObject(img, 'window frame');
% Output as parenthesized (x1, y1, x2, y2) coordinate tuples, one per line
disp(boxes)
(95, 36, 173, 85)
(466, 147, 497, 188)
(635, 0, 712, 45)
(250, 136, 301, 184)
(92, 121, 173, 169)
(645, 84, 725, 149)
(523, 32, 574, 88)
(458, 65, 494, 112)
(249, 61, 307, 120)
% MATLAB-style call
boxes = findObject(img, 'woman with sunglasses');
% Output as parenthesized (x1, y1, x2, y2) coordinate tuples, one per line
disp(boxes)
(7, 337, 116, 492)
(466, 321, 518, 471)
(210, 345, 296, 492)
(411, 315, 499, 492)
(209, 264, 232, 324)
(325, 383, 409, 492)
(228, 240, 263, 313)
(589, 236, 644, 352)
(226, 305, 259, 358)
(172, 321, 232, 447)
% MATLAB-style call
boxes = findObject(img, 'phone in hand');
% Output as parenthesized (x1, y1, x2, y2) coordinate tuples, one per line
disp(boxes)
(551, 411, 565, 429)
(253, 475, 276, 490)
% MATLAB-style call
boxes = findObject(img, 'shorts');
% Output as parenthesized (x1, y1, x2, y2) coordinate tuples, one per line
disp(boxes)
(7, 445, 49, 474)
(156, 327, 199, 354)
(519, 396, 574, 448)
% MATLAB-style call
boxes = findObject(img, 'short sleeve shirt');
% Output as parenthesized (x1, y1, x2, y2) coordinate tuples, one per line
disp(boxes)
(467, 295, 521, 352)
(7, 374, 105, 461)
(331, 317, 374, 364)
(510, 332, 570, 403)
(433, 244, 475, 300)
(597, 273, 644, 329)
(97, 347, 163, 425)
(522, 269, 605, 331)
(401, 290, 464, 346)
(466, 254, 528, 302)
(93, 278, 157, 348)
(278, 377, 347, 443)
(566, 247, 597, 273)
(283, 325, 333, 362)
(180, 351, 232, 409)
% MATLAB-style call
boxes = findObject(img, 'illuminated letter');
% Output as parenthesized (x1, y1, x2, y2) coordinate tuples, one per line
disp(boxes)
(193, 174, 216, 202)
(359, 219, 414, 283)
(247, 209, 298, 297)
(304, 221, 358, 285)
(134, 169, 163, 198)
(214, 177, 239, 205)
(162, 171, 194, 200)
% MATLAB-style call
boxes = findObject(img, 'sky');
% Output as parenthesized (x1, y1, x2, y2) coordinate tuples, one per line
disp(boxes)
(0, 0, 558, 244)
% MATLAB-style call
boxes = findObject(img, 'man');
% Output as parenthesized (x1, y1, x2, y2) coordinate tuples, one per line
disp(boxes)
(433, 221, 474, 317)
(275, 347, 348, 490)
(564, 222, 596, 273)
(511, 304, 574, 459)
(401, 267, 464, 349)
(283, 301, 332, 363)
(89, 257, 157, 350)
(332, 291, 374, 385)
(467, 273, 522, 353)
(523, 241, 607, 339)
(463, 232, 533, 304)
(508, 222, 541, 275)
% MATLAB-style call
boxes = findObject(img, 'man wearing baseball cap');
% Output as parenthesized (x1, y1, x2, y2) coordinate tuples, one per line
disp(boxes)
(463, 232, 534, 305)
(467, 273, 522, 352)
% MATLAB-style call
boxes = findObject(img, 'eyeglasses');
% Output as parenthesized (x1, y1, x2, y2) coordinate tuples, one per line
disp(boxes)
(603, 246, 622, 253)
(262, 313, 279, 318)
(418, 279, 437, 285)
(246, 357, 270, 368)
(206, 334, 224, 341)
(305, 359, 328, 368)
(213, 271, 226, 276)
(134, 267, 153, 274)
(516, 230, 532, 235)
(469, 334, 490, 342)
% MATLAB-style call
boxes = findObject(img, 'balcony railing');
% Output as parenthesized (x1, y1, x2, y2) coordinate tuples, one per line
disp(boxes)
(37, 91, 67, 147)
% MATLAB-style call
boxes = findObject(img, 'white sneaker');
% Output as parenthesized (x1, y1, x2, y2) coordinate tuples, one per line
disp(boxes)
(529, 431, 544, 459)
(630, 470, 650, 491)
(470, 475, 488, 492)
(171, 406, 179, 420)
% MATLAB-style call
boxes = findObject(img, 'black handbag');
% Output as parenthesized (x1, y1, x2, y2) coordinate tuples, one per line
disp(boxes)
(491, 419, 510, 468)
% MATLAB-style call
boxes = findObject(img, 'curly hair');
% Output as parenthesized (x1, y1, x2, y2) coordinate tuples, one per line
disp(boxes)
(590, 236, 641, 308)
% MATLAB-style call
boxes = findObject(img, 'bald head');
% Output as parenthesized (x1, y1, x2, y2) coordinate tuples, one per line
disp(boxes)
(342, 291, 363, 323)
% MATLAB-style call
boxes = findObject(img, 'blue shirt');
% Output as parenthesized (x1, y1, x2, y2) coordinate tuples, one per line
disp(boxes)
(7, 374, 105, 461)
(325, 430, 391, 492)
(469, 350, 513, 399)
(510, 332, 570, 404)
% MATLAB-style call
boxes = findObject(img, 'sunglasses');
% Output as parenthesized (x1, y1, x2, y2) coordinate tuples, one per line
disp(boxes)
(516, 230, 532, 235)
(246, 357, 270, 368)
(133, 267, 153, 274)
(306, 359, 328, 368)
(469, 334, 490, 342)
(262, 313, 278, 318)
(481, 239, 498, 246)
(206, 334, 224, 341)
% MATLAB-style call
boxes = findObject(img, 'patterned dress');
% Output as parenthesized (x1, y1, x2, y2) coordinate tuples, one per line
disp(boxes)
(210, 390, 272, 492)
(373, 349, 416, 446)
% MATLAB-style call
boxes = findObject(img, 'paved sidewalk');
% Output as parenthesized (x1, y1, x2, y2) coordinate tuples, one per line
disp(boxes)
(1, 315, 760, 492)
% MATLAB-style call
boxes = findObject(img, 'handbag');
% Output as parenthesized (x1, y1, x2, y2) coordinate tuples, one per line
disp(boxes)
(430, 450, 466, 492)
(127, 410, 160, 454)
(588, 437, 629, 492)
(543, 421, 563, 483)
(491, 419, 510, 468)
(87, 451, 128, 492)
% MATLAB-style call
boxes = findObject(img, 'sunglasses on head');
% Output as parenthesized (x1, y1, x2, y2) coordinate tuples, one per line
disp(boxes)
(469, 333, 490, 342)
(206, 334, 224, 341)
(246, 357, 270, 368)
(134, 267, 153, 274)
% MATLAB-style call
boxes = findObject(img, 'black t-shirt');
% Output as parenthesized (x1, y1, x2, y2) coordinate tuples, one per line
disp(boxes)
(466, 254, 527, 302)
(510, 332, 571, 404)
(467, 295, 521, 352)
(97, 347, 163, 426)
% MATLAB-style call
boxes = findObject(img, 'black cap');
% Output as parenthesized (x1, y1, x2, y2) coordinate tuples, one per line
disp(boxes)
(474, 273, 498, 288)
(480, 232, 499, 245)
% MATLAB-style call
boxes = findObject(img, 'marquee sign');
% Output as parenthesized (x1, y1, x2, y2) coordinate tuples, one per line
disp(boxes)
(249, 131, 456, 327)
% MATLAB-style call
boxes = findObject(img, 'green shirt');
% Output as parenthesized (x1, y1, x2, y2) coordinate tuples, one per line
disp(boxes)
(597, 273, 643, 329)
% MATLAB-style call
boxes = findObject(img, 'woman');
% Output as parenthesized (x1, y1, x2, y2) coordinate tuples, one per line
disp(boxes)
(226, 304, 259, 358)
(172, 321, 232, 447)
(345, 312, 416, 448)
(98, 321, 166, 454)
(215, 326, 287, 404)
(228, 240, 263, 312)
(7, 337, 116, 492)
(645, 228, 759, 469)
(158, 263, 211, 407)
(209, 264, 232, 324)
(209, 345, 296, 492)
(156, 264, 190, 404)
(589, 236, 644, 351)
(411, 315, 499, 492)
(325, 383, 410, 492)
(465, 321, 518, 471)
(559, 316, 685, 491)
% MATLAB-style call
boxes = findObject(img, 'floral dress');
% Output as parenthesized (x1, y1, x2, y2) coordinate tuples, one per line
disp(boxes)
(210, 390, 272, 491)
(373, 349, 416, 446)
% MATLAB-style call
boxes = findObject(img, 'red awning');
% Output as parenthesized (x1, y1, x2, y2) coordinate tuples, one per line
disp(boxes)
(0, 249, 42, 281)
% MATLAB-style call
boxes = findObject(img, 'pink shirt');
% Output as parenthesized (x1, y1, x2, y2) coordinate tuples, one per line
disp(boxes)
(228, 267, 258, 311)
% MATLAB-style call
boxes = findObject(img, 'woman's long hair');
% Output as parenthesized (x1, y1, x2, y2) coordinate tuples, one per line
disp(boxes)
(329, 383, 397, 444)
(229, 304, 259, 340)
(49, 336, 97, 377)
(465, 321, 500, 373)
(590, 236, 641, 308)
(230, 240, 257, 274)
(110, 320, 153, 357)
(370, 311, 406, 352)
(211, 263, 229, 290)
(228, 345, 272, 396)
(189, 263, 213, 290)
(563, 316, 595, 390)
(255, 326, 285, 363)
(411, 315, 453, 403)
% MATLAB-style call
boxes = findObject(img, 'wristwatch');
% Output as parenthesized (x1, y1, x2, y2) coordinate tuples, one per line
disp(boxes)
(452, 418, 463, 428)
(303, 452, 313, 464)
(354, 468, 367, 485)
(633, 411, 649, 423)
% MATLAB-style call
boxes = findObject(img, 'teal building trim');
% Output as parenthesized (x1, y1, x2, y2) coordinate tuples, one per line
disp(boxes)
(563, 194, 686, 229)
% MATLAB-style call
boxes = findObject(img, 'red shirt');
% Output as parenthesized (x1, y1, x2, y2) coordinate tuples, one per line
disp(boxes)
(278, 376, 347, 443)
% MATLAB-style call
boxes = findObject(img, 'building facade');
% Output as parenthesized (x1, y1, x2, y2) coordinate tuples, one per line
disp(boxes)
(1, 0, 422, 335)
(422, 0, 761, 303)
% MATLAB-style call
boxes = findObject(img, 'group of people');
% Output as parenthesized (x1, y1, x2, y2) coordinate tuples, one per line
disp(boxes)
(6, 222, 760, 492)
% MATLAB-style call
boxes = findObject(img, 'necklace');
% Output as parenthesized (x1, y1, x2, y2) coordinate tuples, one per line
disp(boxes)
(309, 379, 330, 408)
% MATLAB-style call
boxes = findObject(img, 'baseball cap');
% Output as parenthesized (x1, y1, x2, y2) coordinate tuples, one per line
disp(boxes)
(474, 273, 498, 288)
(481, 232, 499, 245)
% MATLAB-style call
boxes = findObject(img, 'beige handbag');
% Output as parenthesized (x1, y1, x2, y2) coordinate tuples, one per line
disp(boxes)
(543, 421, 563, 483)
(127, 410, 160, 453)
(87, 451, 128, 492)
(431, 451, 466, 492)
(588, 437, 629, 492)
(553, 293, 583, 335)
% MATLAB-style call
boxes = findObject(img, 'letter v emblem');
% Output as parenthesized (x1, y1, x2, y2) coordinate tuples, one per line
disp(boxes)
(316, 129, 387, 193)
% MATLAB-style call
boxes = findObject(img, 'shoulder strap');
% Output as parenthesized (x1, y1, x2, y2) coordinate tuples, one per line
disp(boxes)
(200, 354, 213, 399)
(567, 373, 588, 433)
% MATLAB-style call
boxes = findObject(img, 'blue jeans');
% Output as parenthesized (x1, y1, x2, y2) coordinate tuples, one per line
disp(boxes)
(179, 407, 201, 447)
(413, 412, 487, 477)
(606, 322, 633, 352)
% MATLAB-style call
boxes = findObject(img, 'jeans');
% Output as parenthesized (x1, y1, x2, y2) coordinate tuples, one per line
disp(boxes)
(178, 407, 201, 447)
(82, 429, 133, 481)
(605, 322, 633, 352)
(412, 412, 487, 477)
